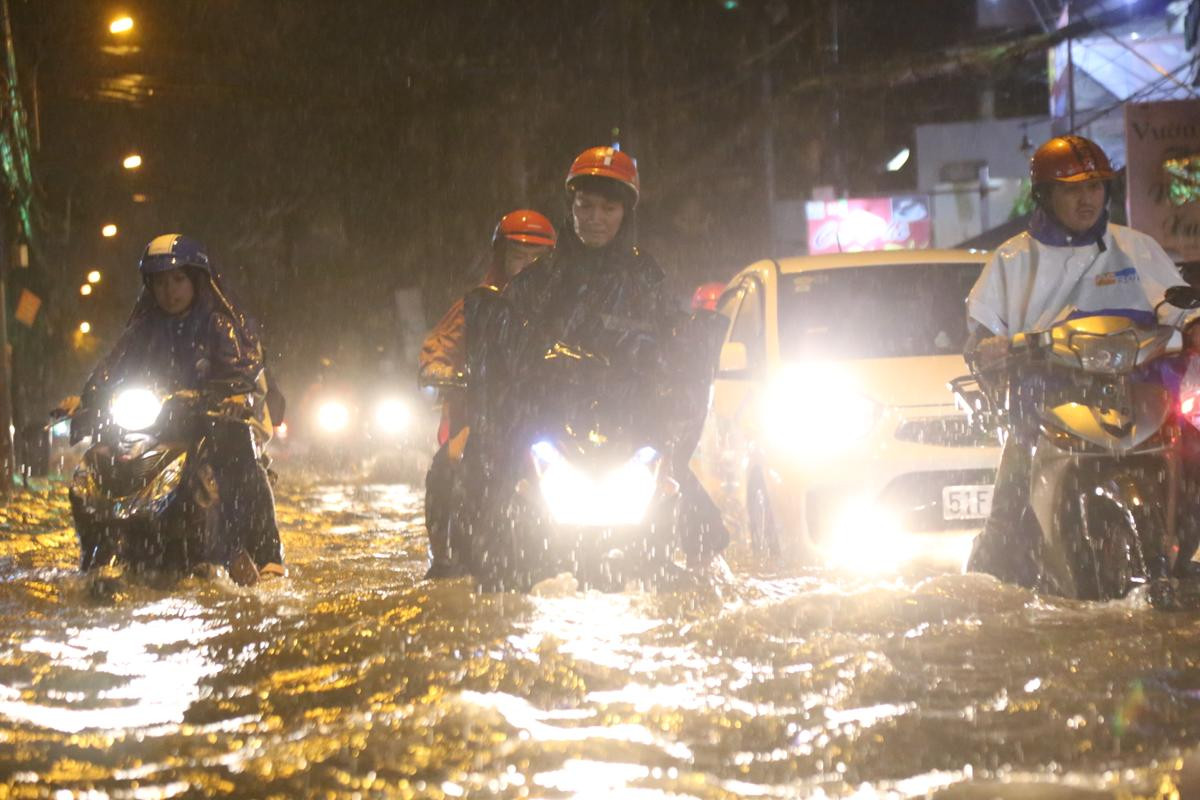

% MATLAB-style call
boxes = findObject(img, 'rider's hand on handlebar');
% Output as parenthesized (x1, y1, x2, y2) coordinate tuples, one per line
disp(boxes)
(975, 335, 1011, 368)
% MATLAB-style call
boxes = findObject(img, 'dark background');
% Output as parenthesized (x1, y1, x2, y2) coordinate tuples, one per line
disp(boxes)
(9, 0, 1050, 418)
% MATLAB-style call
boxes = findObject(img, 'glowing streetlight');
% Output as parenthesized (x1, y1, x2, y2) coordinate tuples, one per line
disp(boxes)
(87, 270, 101, 284)
(80, 284, 92, 296)
(101, 224, 117, 238)
(79, 321, 92, 334)
(109, 16, 134, 34)
(122, 153, 142, 170)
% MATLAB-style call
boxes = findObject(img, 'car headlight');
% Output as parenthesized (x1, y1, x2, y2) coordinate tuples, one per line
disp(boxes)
(373, 398, 410, 436)
(762, 364, 877, 452)
(316, 400, 350, 434)
(531, 441, 661, 527)
(1071, 331, 1138, 374)
(111, 388, 163, 432)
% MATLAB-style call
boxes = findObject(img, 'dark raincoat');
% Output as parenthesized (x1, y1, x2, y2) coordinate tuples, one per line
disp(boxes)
(501, 214, 729, 564)
(79, 266, 281, 570)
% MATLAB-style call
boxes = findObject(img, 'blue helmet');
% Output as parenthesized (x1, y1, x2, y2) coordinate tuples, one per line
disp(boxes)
(138, 234, 211, 276)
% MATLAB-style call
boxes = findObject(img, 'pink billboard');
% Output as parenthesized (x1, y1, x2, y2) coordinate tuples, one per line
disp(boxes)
(804, 195, 931, 255)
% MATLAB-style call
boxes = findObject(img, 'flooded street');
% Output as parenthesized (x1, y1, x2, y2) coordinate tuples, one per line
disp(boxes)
(3, 481, 1200, 798)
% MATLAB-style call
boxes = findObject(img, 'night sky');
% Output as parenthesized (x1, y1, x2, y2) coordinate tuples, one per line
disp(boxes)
(12, 0, 1046, 410)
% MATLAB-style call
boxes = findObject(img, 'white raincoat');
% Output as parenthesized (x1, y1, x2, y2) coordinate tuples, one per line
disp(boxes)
(967, 223, 1188, 337)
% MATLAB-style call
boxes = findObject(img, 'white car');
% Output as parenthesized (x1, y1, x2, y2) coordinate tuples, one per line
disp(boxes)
(692, 249, 1001, 570)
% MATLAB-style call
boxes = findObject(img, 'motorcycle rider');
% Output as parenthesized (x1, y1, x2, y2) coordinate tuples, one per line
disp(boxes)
(418, 209, 557, 578)
(965, 135, 1192, 586)
(500, 145, 729, 567)
(74, 234, 284, 584)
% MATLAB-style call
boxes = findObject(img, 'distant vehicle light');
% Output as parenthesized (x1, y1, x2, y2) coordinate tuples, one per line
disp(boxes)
(374, 398, 410, 436)
(317, 400, 350, 434)
(276, 421, 289, 439)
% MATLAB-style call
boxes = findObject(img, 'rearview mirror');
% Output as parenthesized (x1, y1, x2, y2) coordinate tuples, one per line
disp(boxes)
(1165, 285, 1200, 310)
(718, 341, 748, 374)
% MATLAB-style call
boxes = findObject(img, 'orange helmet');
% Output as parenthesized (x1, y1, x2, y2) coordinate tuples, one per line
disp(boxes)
(565, 146, 640, 206)
(1031, 135, 1115, 185)
(492, 209, 557, 247)
(690, 282, 726, 312)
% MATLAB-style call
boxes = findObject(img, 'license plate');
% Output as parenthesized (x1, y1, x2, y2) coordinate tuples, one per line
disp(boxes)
(942, 484, 993, 520)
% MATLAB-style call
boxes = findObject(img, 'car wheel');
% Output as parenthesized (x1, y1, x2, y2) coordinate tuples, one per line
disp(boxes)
(747, 473, 781, 560)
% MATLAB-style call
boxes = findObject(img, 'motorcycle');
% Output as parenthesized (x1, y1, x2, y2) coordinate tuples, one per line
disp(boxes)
(65, 382, 259, 581)
(952, 287, 1200, 602)
(427, 287, 722, 592)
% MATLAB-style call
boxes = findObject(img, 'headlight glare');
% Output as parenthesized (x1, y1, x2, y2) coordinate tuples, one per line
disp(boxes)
(111, 388, 163, 431)
(374, 398, 410, 436)
(317, 400, 350, 434)
(762, 364, 876, 452)
(531, 441, 661, 527)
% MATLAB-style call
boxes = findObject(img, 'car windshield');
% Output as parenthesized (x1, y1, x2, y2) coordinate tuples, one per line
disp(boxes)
(777, 262, 983, 360)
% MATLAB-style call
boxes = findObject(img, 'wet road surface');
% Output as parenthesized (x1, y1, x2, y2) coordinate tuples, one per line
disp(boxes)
(2, 481, 1200, 798)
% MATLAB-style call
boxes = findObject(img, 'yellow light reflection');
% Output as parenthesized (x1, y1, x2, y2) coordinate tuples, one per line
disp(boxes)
(0, 600, 226, 732)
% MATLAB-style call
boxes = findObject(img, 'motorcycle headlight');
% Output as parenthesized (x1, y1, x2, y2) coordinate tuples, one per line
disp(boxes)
(111, 388, 164, 432)
(531, 441, 661, 527)
(316, 400, 350, 434)
(373, 398, 410, 436)
(762, 364, 877, 453)
(1071, 331, 1138, 374)
(120, 451, 187, 520)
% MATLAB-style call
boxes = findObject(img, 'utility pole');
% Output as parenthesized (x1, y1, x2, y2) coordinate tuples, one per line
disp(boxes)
(0, 207, 14, 493)
(761, 22, 777, 256)
(1066, 0, 1077, 132)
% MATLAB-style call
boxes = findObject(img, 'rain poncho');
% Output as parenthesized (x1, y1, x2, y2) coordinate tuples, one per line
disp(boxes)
(82, 265, 265, 409)
(419, 254, 512, 444)
(503, 217, 688, 438)
(967, 220, 1187, 337)
(76, 264, 280, 572)
(499, 214, 729, 564)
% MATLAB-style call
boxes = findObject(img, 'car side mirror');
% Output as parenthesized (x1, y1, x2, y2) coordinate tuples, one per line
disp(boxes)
(1165, 285, 1200, 310)
(718, 341, 748, 374)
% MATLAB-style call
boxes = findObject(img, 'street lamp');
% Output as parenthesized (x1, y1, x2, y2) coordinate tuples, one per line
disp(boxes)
(80, 284, 92, 296)
(79, 321, 92, 334)
(101, 224, 117, 238)
(122, 153, 142, 170)
(109, 16, 134, 34)
(87, 270, 101, 284)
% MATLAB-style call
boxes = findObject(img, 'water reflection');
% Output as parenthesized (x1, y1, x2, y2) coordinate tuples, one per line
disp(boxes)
(0, 483, 1199, 797)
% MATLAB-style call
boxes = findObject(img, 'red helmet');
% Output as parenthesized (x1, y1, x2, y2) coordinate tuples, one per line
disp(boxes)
(1030, 135, 1115, 185)
(565, 146, 640, 206)
(492, 209, 556, 247)
(691, 282, 726, 312)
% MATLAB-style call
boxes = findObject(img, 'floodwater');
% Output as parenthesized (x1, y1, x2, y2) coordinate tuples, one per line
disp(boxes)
(3, 481, 1200, 799)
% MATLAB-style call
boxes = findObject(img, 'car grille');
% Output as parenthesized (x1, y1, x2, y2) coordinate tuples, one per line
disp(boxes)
(807, 468, 997, 536)
(894, 416, 996, 448)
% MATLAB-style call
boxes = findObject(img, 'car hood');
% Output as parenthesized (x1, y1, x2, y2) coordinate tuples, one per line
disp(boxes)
(839, 355, 970, 411)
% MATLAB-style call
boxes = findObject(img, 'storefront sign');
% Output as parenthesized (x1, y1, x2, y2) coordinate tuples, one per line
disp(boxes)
(805, 196, 931, 255)
(1125, 99, 1200, 260)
